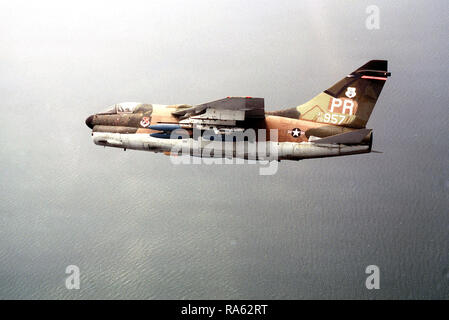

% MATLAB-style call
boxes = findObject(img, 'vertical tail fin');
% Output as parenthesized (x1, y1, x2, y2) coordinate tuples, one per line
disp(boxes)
(296, 60, 391, 128)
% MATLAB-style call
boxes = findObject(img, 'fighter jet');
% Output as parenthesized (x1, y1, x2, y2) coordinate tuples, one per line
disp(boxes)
(85, 60, 390, 161)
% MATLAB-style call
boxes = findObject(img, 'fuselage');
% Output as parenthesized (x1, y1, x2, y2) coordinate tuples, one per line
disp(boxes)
(85, 61, 391, 161)
(85, 102, 372, 161)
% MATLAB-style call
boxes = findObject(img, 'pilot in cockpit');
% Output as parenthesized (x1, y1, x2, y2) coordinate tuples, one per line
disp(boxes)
(99, 102, 143, 114)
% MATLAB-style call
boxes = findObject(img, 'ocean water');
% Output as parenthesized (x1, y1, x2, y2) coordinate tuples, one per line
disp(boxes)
(0, 0, 448, 299)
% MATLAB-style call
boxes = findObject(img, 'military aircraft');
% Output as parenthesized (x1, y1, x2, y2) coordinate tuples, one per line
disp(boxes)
(85, 60, 390, 161)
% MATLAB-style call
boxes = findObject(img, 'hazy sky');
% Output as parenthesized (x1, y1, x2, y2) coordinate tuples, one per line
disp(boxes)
(0, 0, 448, 299)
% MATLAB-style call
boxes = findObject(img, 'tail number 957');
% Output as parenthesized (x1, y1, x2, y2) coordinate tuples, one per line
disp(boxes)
(323, 113, 346, 124)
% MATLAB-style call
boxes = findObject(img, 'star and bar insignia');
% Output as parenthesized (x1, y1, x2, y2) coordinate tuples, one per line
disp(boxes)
(291, 128, 301, 137)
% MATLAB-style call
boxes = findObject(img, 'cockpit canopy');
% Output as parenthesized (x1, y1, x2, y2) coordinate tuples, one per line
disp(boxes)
(99, 102, 151, 114)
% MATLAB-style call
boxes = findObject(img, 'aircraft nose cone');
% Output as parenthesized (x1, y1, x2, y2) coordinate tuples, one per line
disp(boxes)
(85, 115, 94, 129)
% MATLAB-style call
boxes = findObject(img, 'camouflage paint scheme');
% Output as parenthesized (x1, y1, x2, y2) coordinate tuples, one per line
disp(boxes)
(85, 60, 391, 161)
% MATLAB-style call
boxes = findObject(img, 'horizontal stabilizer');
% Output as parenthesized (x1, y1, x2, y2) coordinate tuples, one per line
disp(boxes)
(313, 129, 372, 145)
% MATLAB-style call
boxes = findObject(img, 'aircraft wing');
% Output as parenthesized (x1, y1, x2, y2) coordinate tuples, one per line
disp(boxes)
(172, 97, 264, 133)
